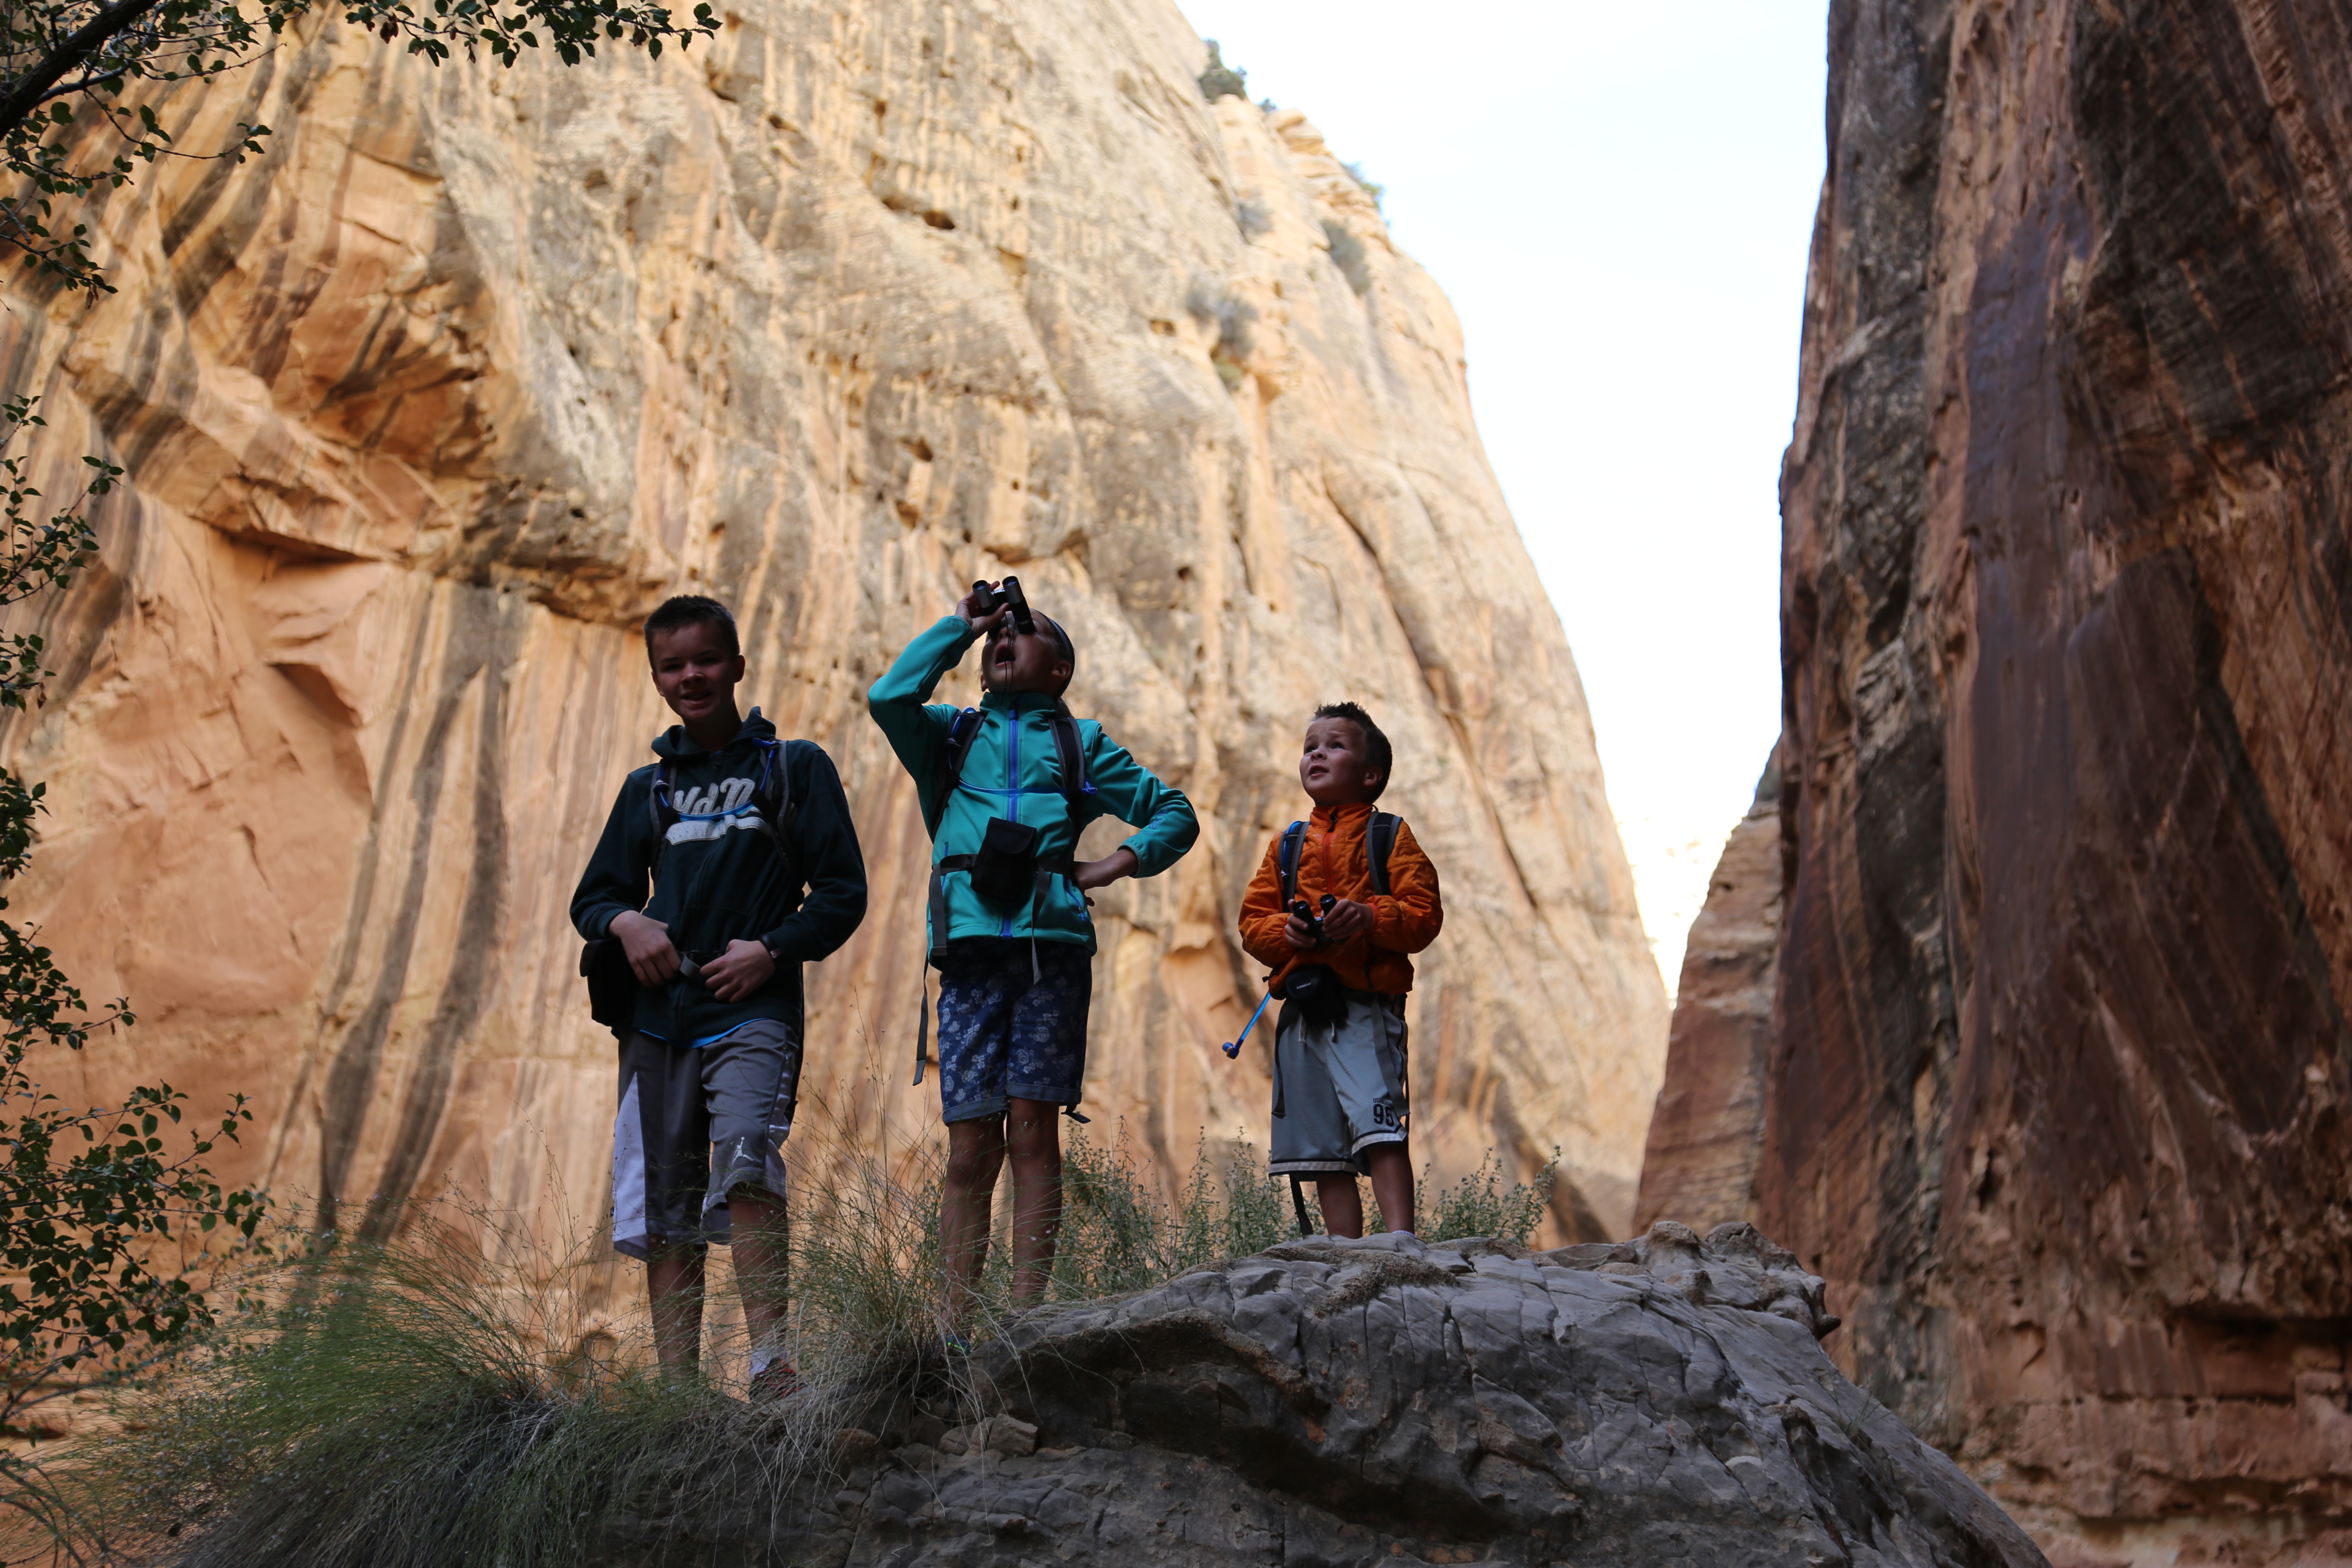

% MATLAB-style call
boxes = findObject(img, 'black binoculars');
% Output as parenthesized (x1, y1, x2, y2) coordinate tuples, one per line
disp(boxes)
(1289, 893, 1337, 945)
(972, 576, 1036, 635)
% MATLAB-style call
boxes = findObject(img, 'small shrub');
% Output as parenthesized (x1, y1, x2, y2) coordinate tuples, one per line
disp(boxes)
(1366, 1149, 1562, 1244)
(1342, 160, 1385, 211)
(1183, 278, 1257, 387)
(1323, 219, 1373, 295)
(1197, 40, 1246, 102)
(1234, 195, 1272, 240)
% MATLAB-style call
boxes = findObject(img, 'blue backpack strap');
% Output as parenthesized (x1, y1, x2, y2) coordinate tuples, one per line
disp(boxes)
(1367, 812, 1400, 897)
(1277, 821, 1306, 906)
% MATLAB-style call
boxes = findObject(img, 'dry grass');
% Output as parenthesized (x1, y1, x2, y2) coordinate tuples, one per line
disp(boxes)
(37, 1092, 1555, 1566)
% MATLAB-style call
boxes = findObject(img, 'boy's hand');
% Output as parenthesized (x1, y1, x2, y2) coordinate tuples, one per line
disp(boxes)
(957, 582, 1011, 633)
(701, 939, 776, 1002)
(610, 910, 680, 986)
(1319, 899, 1378, 943)
(1073, 846, 1138, 891)
(1283, 915, 1320, 949)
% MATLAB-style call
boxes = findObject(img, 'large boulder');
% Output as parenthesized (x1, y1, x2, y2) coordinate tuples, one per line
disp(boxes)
(652, 1227, 2044, 1567)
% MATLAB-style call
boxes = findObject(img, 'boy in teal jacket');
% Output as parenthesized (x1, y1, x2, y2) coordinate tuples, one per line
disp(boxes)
(870, 582, 1197, 1309)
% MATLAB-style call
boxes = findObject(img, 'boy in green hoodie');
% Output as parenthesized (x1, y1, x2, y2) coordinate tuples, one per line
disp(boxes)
(573, 595, 868, 1395)
(870, 582, 1197, 1310)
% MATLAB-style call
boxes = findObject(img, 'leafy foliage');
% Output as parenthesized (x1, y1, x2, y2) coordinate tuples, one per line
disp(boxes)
(0, 393, 266, 1555)
(1196, 37, 1245, 103)
(3, 0, 717, 291)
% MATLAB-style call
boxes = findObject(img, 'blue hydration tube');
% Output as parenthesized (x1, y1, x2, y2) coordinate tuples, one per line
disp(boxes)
(1221, 990, 1274, 1059)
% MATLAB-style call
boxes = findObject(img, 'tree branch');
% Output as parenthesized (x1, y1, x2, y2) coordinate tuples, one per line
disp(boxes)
(34, 66, 129, 106)
(0, 0, 165, 142)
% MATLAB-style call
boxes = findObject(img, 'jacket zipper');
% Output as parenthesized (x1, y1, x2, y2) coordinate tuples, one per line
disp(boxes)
(1000, 708, 1020, 938)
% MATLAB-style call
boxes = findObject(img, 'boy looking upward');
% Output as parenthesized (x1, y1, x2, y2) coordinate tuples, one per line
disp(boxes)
(870, 582, 1197, 1311)
(572, 595, 867, 1395)
(1237, 703, 1442, 1237)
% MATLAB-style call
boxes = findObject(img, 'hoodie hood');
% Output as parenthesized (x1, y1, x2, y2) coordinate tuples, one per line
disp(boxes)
(651, 707, 776, 761)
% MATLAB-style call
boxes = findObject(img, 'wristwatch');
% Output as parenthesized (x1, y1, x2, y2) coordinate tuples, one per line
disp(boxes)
(761, 935, 787, 967)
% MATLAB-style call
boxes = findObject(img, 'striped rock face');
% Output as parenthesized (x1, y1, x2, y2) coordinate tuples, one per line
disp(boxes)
(1640, 1, 2352, 1562)
(0, 0, 1663, 1281)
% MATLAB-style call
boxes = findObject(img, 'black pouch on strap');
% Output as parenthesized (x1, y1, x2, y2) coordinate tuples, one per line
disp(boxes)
(579, 939, 637, 1033)
(1279, 963, 1348, 1028)
(969, 817, 1041, 906)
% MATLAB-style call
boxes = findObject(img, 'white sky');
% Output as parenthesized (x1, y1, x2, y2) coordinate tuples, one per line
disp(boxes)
(1173, 1, 1828, 993)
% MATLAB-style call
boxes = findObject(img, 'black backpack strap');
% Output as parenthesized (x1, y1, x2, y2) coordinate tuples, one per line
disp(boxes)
(646, 761, 679, 872)
(1048, 701, 1093, 810)
(1277, 821, 1307, 906)
(761, 739, 799, 888)
(1367, 812, 1400, 897)
(935, 707, 983, 821)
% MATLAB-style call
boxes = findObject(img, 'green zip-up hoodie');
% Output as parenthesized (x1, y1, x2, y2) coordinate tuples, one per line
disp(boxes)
(571, 710, 868, 1044)
(868, 616, 1198, 955)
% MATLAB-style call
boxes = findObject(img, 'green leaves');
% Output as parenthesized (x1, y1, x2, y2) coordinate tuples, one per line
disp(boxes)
(3, 0, 714, 290)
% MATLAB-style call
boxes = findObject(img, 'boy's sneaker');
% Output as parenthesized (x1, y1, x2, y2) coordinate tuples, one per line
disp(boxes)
(748, 1360, 804, 1404)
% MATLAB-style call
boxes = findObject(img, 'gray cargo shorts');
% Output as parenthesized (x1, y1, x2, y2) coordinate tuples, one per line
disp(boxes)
(1269, 990, 1409, 1176)
(610, 1017, 799, 1259)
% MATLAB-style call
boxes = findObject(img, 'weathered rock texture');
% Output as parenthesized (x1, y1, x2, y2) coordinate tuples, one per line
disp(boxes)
(0, 2, 1666, 1255)
(608, 1228, 2046, 1567)
(1644, 0, 2352, 1560)
(1635, 750, 1783, 1235)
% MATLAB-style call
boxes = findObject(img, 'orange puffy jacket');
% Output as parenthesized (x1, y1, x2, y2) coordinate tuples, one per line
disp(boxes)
(1237, 802, 1443, 995)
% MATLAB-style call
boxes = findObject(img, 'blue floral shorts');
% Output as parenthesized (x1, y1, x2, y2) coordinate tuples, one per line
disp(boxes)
(934, 937, 1092, 1123)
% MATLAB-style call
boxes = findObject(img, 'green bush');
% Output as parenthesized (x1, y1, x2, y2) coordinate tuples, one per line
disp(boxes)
(1183, 278, 1257, 389)
(1197, 40, 1247, 102)
(1323, 220, 1373, 296)
(1342, 161, 1386, 211)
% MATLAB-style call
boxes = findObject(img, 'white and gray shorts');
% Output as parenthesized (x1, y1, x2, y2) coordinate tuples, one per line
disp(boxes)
(1269, 990, 1409, 1176)
(610, 1017, 799, 1259)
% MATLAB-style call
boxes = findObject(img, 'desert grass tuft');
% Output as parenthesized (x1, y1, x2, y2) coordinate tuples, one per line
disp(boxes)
(59, 1090, 1559, 1567)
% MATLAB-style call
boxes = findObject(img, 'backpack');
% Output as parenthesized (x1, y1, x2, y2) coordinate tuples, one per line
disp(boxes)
(1277, 811, 1403, 905)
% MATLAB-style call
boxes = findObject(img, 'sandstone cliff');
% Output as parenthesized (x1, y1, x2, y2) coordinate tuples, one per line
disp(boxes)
(0, 0, 1665, 1262)
(1644, 0, 2352, 1560)
(1634, 749, 1781, 1236)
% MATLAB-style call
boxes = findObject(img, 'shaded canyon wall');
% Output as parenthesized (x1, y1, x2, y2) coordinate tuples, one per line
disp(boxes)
(1644, 0, 2352, 1560)
(0, 0, 1667, 1269)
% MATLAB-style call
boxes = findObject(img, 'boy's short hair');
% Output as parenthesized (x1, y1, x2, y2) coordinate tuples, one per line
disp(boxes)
(1314, 701, 1392, 797)
(643, 595, 740, 663)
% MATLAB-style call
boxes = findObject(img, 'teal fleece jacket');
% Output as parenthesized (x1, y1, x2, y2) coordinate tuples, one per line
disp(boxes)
(571, 710, 868, 1043)
(868, 616, 1198, 955)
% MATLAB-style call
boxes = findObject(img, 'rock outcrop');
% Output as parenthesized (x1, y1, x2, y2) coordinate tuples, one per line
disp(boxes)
(1643, 0, 2352, 1559)
(0, 0, 1666, 1250)
(611, 1228, 2045, 1567)
(1635, 750, 1782, 1235)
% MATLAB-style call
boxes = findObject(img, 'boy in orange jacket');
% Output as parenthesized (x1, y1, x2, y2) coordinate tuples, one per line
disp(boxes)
(1237, 702, 1442, 1237)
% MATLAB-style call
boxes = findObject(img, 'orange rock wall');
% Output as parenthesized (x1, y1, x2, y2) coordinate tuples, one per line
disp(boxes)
(0, 0, 1666, 1265)
(1644, 0, 2352, 1559)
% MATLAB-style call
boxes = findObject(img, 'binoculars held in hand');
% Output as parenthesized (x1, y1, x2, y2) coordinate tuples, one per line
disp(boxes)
(1290, 893, 1337, 945)
(972, 576, 1036, 636)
